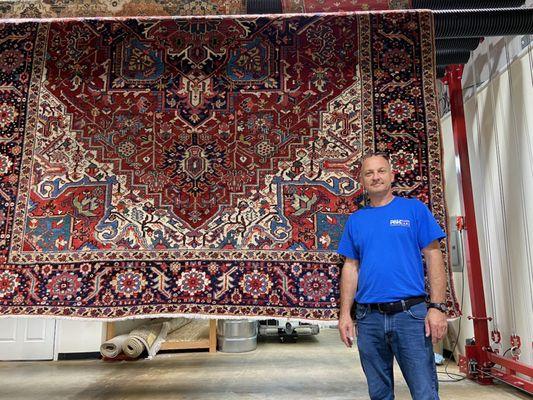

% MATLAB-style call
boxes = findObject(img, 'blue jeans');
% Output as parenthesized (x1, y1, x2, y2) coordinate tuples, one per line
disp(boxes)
(355, 302, 439, 400)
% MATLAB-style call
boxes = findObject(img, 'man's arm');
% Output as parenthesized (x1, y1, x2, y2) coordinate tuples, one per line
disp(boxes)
(339, 257, 359, 348)
(422, 240, 448, 344)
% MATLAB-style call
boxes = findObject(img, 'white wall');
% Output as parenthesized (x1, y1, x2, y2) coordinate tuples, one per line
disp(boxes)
(55, 320, 106, 355)
(440, 42, 533, 366)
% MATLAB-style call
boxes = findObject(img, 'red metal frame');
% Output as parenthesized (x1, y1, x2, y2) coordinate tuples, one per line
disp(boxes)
(487, 353, 533, 392)
(443, 65, 533, 394)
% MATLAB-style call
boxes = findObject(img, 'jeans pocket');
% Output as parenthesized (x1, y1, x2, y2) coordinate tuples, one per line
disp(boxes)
(355, 304, 369, 321)
(406, 302, 427, 320)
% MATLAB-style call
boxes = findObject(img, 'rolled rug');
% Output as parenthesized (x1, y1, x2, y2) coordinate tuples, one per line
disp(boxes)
(122, 322, 165, 359)
(155, 318, 192, 351)
(100, 334, 129, 359)
(164, 318, 191, 335)
(146, 318, 192, 357)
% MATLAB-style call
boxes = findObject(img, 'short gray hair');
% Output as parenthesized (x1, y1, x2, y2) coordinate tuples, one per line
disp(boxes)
(359, 152, 391, 168)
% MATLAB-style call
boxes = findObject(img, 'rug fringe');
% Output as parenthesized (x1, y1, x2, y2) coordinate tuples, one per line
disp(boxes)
(0, 312, 339, 327)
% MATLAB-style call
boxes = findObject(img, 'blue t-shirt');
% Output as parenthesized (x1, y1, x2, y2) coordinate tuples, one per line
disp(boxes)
(337, 196, 446, 303)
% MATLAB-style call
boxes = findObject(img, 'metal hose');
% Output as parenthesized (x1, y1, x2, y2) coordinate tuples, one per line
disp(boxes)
(436, 38, 481, 51)
(411, 0, 525, 9)
(436, 49, 472, 66)
(435, 8, 533, 38)
(247, 0, 282, 13)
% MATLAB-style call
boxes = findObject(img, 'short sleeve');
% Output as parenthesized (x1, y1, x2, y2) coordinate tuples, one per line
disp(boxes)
(416, 201, 446, 249)
(337, 216, 359, 260)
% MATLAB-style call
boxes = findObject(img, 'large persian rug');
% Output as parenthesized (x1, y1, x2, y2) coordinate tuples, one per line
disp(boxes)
(0, 11, 457, 321)
(1, 0, 410, 18)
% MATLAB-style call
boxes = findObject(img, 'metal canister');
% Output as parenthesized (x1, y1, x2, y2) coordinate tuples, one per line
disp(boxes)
(217, 319, 258, 353)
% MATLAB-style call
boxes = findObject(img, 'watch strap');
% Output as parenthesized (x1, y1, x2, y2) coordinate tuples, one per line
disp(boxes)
(428, 302, 447, 313)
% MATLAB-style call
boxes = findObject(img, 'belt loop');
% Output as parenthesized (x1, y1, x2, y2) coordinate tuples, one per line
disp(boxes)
(401, 299, 407, 311)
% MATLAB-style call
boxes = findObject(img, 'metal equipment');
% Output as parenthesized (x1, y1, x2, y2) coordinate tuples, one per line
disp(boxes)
(217, 319, 258, 353)
(259, 319, 320, 342)
(444, 65, 533, 395)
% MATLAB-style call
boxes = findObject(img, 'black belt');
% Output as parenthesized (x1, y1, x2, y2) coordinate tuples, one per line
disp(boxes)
(365, 296, 426, 314)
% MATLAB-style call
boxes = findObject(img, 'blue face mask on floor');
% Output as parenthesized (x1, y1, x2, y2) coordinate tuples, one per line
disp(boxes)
(434, 352, 445, 365)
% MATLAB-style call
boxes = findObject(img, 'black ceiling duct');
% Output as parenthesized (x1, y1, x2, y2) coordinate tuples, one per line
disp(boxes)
(434, 8, 533, 38)
(411, 0, 525, 9)
(247, 0, 282, 14)
(436, 49, 471, 66)
(435, 38, 481, 51)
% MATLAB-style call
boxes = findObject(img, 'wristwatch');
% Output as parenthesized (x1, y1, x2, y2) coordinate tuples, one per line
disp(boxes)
(428, 302, 447, 313)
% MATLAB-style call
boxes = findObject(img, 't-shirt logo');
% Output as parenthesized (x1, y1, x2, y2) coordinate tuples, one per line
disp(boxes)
(390, 219, 411, 227)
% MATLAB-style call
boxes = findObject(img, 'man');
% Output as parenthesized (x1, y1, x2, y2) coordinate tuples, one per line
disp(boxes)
(337, 153, 448, 400)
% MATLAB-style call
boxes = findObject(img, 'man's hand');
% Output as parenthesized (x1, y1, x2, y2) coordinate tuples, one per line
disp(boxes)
(339, 257, 359, 348)
(339, 314, 356, 348)
(425, 308, 447, 344)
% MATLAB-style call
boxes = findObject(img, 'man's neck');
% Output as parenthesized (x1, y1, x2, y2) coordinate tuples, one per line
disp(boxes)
(369, 192, 394, 207)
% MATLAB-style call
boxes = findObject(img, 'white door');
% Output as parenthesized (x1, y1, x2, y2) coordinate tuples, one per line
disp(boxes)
(0, 318, 56, 360)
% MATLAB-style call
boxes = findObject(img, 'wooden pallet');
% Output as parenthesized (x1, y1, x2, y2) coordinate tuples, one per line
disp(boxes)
(106, 319, 217, 353)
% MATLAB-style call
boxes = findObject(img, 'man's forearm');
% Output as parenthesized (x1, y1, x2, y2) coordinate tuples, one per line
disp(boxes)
(424, 241, 448, 344)
(426, 248, 446, 303)
(340, 258, 359, 318)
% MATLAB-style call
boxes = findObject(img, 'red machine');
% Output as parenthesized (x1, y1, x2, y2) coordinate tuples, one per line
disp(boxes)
(443, 65, 533, 394)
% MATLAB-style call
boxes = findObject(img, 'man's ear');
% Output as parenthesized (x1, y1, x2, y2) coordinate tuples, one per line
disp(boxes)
(359, 174, 369, 194)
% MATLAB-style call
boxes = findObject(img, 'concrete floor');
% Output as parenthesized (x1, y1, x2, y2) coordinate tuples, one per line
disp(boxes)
(0, 329, 528, 400)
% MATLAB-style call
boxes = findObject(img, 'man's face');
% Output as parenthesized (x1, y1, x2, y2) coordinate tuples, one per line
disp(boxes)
(360, 155, 394, 196)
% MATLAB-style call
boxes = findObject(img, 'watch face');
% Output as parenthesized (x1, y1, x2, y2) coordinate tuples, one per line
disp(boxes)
(430, 303, 447, 312)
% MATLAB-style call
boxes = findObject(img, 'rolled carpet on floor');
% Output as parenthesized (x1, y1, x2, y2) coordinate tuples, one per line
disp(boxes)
(122, 321, 165, 359)
(100, 334, 130, 359)
(163, 318, 192, 335)
(122, 318, 191, 358)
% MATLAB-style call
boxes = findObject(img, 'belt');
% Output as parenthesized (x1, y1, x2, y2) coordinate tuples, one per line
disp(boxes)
(365, 296, 426, 314)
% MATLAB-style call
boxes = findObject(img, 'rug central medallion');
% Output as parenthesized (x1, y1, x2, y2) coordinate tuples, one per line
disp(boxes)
(10, 16, 364, 263)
